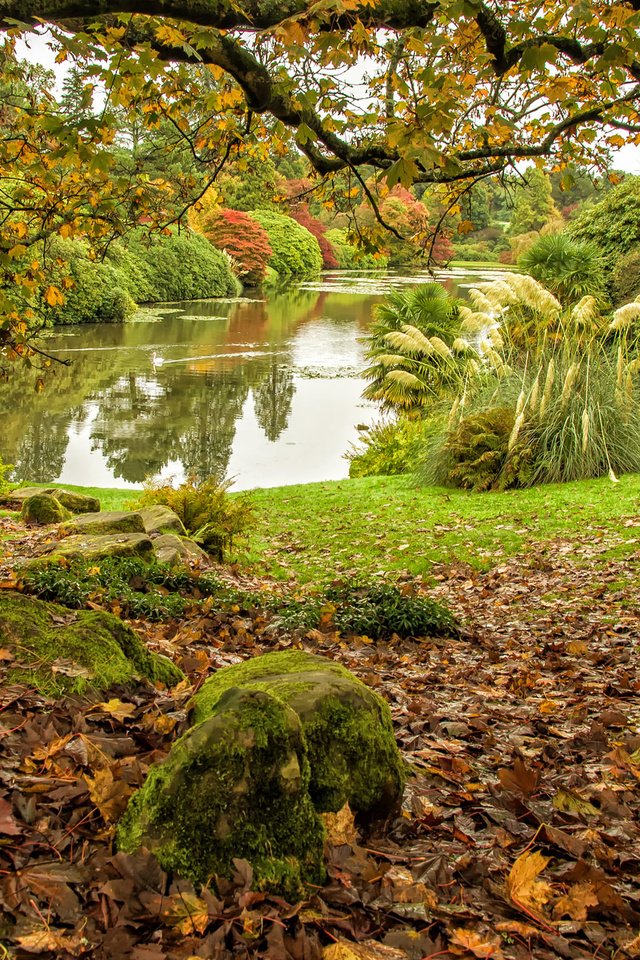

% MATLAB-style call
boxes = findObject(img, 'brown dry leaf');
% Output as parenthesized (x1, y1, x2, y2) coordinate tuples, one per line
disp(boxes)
(322, 802, 358, 846)
(498, 757, 539, 796)
(552, 882, 598, 921)
(381, 865, 437, 908)
(323, 941, 408, 960)
(85, 767, 132, 822)
(505, 850, 553, 912)
(449, 927, 504, 959)
(15, 928, 89, 955)
(494, 920, 539, 939)
(91, 698, 137, 721)
(622, 933, 640, 957)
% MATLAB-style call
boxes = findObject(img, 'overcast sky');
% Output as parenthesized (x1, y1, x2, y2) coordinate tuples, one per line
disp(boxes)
(15, 31, 640, 175)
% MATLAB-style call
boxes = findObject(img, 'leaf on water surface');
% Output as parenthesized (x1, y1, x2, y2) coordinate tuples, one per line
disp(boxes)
(506, 850, 553, 912)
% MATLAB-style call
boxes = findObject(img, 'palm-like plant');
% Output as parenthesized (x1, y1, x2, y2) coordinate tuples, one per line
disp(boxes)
(517, 233, 606, 306)
(362, 283, 475, 413)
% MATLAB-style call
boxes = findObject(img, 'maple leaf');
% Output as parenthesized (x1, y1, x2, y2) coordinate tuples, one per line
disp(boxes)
(552, 882, 598, 921)
(449, 927, 504, 959)
(322, 801, 358, 846)
(505, 850, 553, 914)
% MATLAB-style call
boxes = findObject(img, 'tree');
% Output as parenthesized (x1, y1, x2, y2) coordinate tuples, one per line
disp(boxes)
(509, 169, 559, 235)
(3, 2, 640, 361)
(200, 208, 273, 286)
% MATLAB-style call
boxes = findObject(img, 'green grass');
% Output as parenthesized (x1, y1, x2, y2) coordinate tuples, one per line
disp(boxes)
(8, 474, 640, 585)
(241, 473, 640, 583)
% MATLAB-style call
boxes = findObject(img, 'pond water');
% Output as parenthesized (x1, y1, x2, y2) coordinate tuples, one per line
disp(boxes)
(1, 266, 508, 491)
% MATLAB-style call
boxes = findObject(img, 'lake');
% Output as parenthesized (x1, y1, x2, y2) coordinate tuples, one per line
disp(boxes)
(1, 266, 508, 491)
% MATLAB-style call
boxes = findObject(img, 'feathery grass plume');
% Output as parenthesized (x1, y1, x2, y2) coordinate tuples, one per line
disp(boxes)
(582, 408, 590, 453)
(529, 373, 540, 413)
(452, 337, 473, 354)
(626, 370, 634, 401)
(384, 329, 434, 355)
(560, 362, 580, 408)
(468, 289, 497, 314)
(508, 411, 525, 451)
(539, 357, 555, 417)
(430, 336, 452, 358)
(627, 357, 640, 377)
(570, 296, 599, 333)
(447, 395, 461, 430)
(610, 301, 640, 332)
(503, 274, 562, 315)
(609, 467, 619, 483)
(459, 306, 493, 334)
(515, 389, 526, 416)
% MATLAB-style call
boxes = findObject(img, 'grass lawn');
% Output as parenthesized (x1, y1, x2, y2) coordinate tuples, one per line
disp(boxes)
(9, 473, 640, 584)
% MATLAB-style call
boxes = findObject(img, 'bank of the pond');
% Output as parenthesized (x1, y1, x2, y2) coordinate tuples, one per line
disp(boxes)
(22, 473, 640, 584)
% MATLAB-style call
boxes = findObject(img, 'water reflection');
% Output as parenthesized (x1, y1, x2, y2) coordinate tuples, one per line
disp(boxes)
(1, 268, 506, 490)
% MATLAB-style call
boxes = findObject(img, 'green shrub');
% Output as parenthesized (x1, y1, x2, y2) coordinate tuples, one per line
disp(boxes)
(518, 233, 606, 305)
(362, 283, 471, 413)
(46, 239, 136, 325)
(568, 176, 640, 272)
(113, 229, 241, 302)
(324, 229, 388, 270)
(271, 581, 458, 639)
(249, 210, 322, 281)
(611, 249, 640, 306)
(135, 476, 254, 560)
(346, 418, 426, 478)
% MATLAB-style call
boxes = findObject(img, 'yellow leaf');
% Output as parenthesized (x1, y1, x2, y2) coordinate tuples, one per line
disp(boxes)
(322, 802, 358, 846)
(552, 788, 599, 817)
(92, 698, 137, 721)
(449, 927, 504, 958)
(44, 285, 65, 307)
(506, 850, 553, 912)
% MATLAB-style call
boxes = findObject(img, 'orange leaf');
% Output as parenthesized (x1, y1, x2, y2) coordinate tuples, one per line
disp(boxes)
(506, 850, 553, 913)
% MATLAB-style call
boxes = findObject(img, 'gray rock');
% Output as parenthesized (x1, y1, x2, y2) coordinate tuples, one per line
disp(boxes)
(43, 533, 154, 563)
(136, 505, 186, 536)
(4, 486, 100, 513)
(62, 511, 145, 535)
(153, 534, 208, 566)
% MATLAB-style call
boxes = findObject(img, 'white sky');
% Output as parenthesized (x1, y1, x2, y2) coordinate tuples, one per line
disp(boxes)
(14, 31, 640, 174)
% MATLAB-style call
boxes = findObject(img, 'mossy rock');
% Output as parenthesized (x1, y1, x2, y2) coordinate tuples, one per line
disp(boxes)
(53, 489, 101, 514)
(152, 534, 209, 566)
(21, 494, 72, 525)
(0, 590, 183, 694)
(62, 510, 145, 535)
(117, 687, 325, 899)
(136, 506, 187, 536)
(190, 650, 405, 817)
(39, 533, 154, 564)
(6, 486, 100, 513)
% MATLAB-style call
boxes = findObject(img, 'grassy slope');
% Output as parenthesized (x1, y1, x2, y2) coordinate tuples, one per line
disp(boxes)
(13, 474, 640, 583)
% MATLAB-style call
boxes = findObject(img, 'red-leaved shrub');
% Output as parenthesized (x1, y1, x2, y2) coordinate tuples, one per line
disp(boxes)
(201, 208, 273, 286)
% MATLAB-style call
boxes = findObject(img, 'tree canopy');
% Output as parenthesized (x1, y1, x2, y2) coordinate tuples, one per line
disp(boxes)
(2, 0, 640, 362)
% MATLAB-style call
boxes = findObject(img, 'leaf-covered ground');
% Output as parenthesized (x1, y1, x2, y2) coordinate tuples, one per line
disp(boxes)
(1, 510, 639, 960)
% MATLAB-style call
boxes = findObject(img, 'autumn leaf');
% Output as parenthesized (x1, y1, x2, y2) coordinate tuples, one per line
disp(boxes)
(323, 941, 408, 959)
(505, 850, 553, 913)
(552, 787, 599, 817)
(449, 927, 504, 958)
(322, 802, 358, 846)
(552, 882, 598, 921)
(44, 285, 65, 307)
(498, 758, 539, 796)
(161, 891, 209, 936)
(90, 698, 137, 721)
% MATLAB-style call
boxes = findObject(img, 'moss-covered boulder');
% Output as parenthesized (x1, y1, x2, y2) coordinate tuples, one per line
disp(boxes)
(53, 489, 101, 514)
(0, 590, 182, 693)
(21, 494, 72, 525)
(190, 650, 405, 816)
(136, 506, 186, 536)
(40, 533, 154, 564)
(117, 688, 325, 898)
(152, 534, 208, 566)
(5, 486, 100, 513)
(62, 510, 145, 535)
